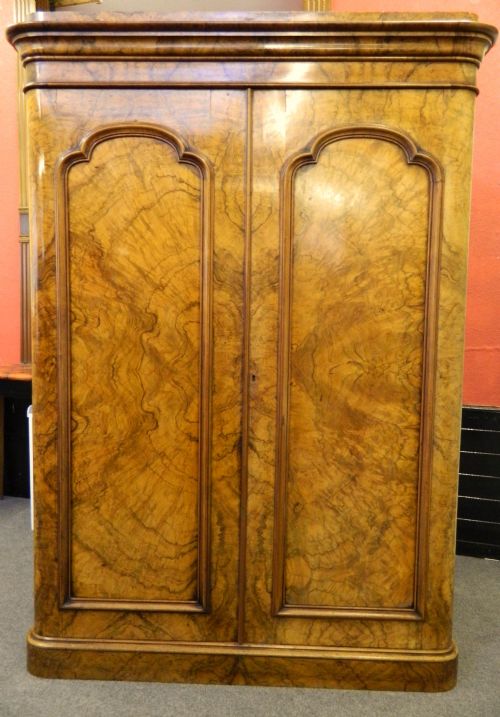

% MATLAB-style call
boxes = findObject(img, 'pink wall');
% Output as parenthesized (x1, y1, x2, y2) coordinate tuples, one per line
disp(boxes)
(333, 2, 500, 407)
(0, 3, 498, 403)
(0, 0, 20, 365)
(461, 2, 500, 406)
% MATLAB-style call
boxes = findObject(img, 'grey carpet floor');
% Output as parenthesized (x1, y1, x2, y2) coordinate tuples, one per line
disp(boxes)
(0, 497, 499, 717)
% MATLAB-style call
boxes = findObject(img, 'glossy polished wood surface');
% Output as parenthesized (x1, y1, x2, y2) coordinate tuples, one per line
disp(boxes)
(8, 11, 497, 691)
(66, 130, 208, 607)
(26, 89, 246, 644)
(280, 134, 431, 612)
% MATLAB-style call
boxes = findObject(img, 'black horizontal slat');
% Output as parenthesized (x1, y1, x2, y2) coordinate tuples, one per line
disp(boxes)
(459, 451, 500, 478)
(456, 540, 500, 560)
(459, 473, 500, 501)
(2, 397, 30, 498)
(462, 407, 500, 431)
(0, 378, 32, 401)
(457, 496, 500, 523)
(460, 429, 500, 454)
(457, 518, 500, 545)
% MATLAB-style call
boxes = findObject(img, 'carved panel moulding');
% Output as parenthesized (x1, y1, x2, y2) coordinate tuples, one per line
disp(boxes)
(272, 125, 443, 622)
(55, 123, 215, 614)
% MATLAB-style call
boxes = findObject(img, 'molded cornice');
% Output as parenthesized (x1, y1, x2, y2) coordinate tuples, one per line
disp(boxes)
(7, 12, 497, 67)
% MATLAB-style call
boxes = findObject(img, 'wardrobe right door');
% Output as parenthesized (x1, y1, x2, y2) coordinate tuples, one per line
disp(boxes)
(244, 88, 474, 663)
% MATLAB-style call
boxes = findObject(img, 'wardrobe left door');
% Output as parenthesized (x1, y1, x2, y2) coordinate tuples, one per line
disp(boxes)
(27, 89, 245, 648)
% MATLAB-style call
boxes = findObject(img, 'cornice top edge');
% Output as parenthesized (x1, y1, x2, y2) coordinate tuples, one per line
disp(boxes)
(7, 11, 497, 65)
(6, 11, 498, 38)
(7, 10, 493, 25)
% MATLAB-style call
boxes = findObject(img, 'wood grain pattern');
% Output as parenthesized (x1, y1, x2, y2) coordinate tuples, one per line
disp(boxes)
(27, 630, 457, 692)
(24, 88, 246, 645)
(244, 87, 476, 657)
(8, 11, 496, 691)
(273, 127, 442, 619)
(11, 12, 495, 94)
(21, 59, 481, 94)
(56, 124, 213, 611)
(9, 12, 496, 68)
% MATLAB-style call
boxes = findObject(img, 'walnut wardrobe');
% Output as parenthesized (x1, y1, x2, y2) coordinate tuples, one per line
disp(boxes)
(8, 11, 497, 691)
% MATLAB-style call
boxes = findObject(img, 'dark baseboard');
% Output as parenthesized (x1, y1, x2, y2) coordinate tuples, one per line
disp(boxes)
(458, 406, 500, 561)
(2, 396, 31, 498)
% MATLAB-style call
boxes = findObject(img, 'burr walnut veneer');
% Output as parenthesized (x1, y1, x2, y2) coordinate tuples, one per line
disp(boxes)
(8, 11, 497, 691)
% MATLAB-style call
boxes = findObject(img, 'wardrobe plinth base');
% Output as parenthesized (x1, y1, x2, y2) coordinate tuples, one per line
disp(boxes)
(27, 631, 457, 692)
